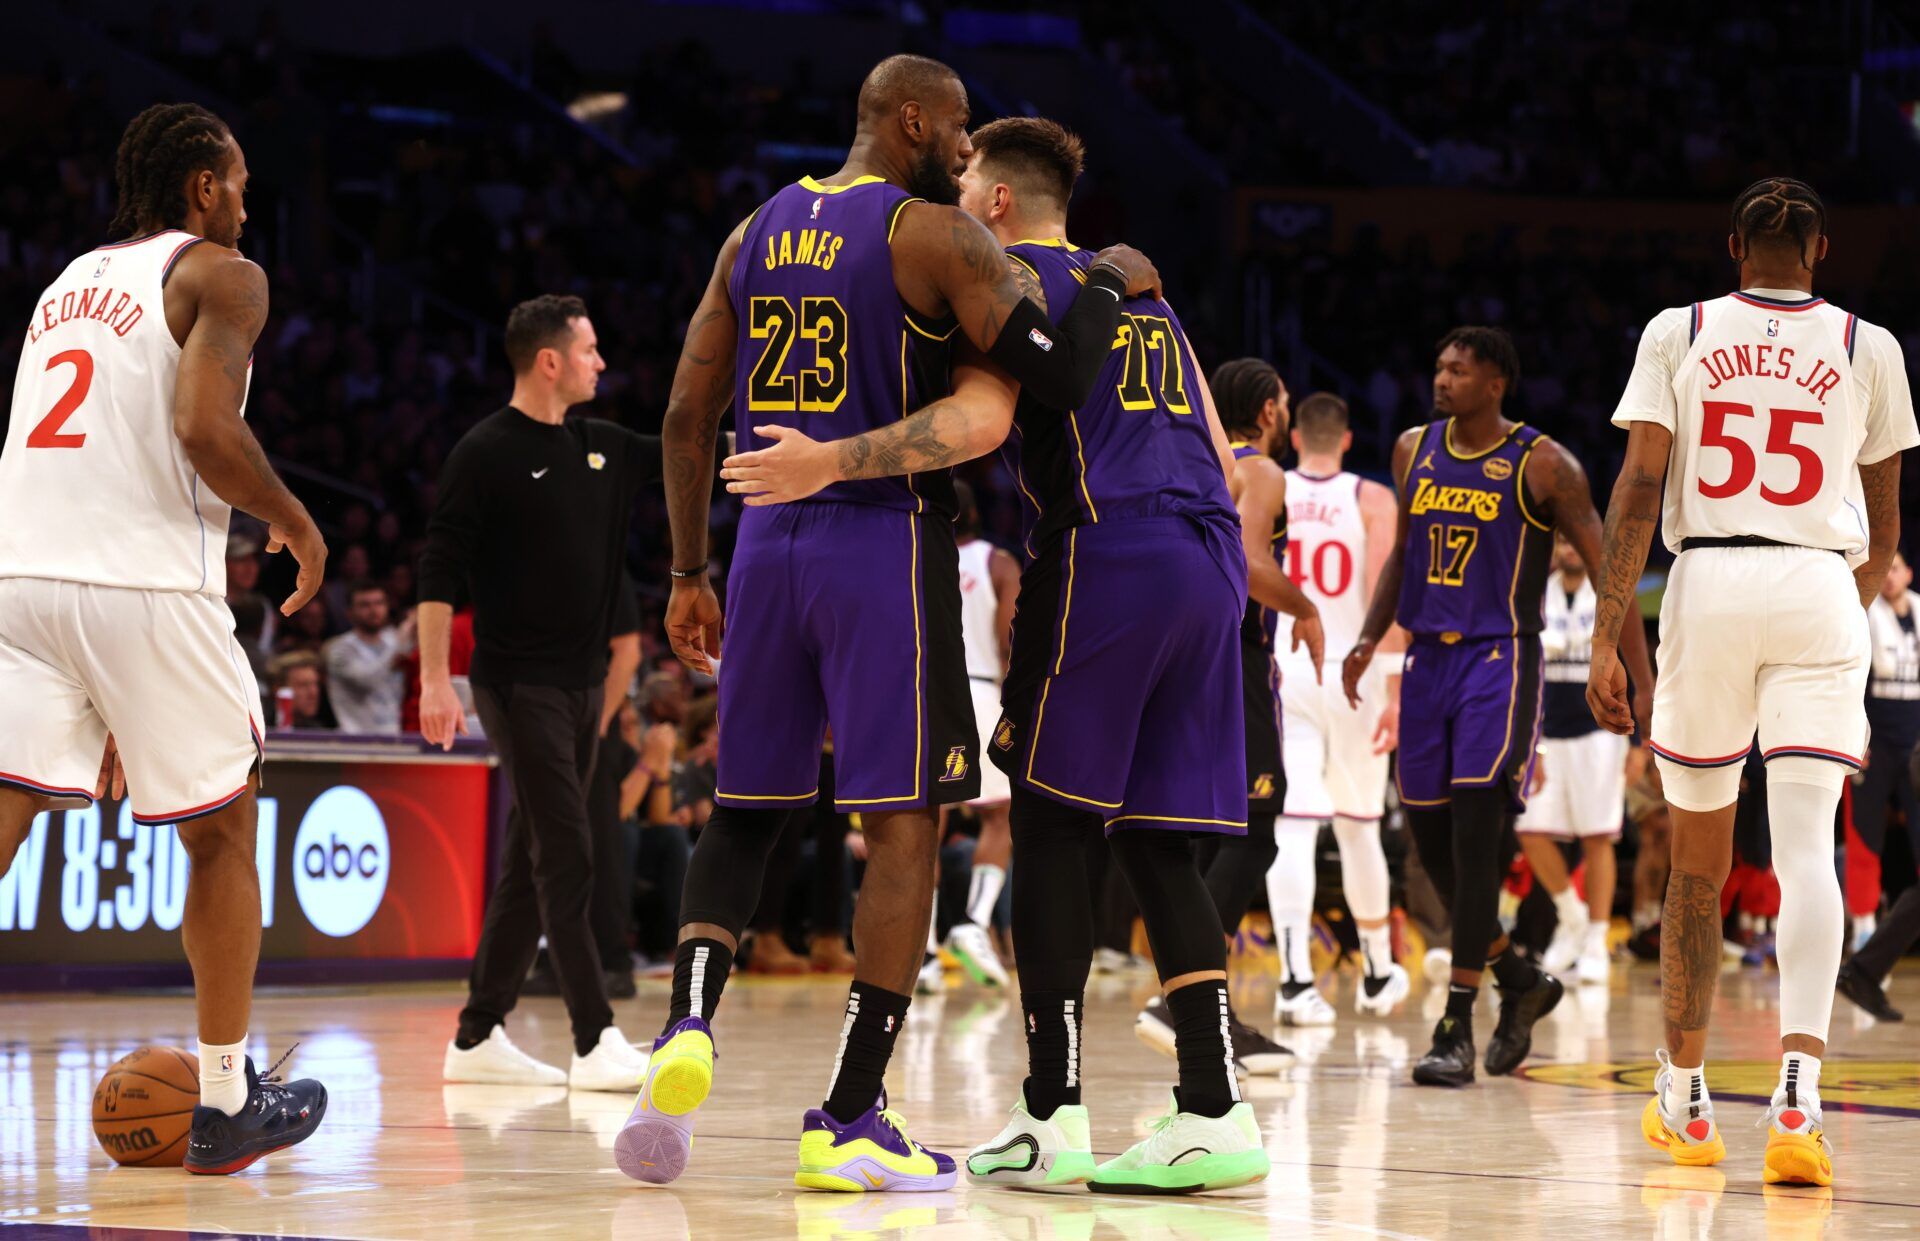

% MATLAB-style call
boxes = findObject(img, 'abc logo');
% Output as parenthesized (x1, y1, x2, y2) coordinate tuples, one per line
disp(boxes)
(292, 786, 389, 938)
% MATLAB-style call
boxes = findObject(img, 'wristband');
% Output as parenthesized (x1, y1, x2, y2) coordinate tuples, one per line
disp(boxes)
(1087, 262, 1128, 297)
(1375, 652, 1406, 675)
(669, 565, 706, 580)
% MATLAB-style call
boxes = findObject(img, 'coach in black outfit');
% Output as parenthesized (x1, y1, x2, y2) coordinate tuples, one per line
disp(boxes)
(420, 294, 660, 1090)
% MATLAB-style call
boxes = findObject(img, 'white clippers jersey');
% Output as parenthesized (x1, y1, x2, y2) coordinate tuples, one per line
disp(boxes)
(957, 538, 1002, 682)
(1612, 288, 1918, 566)
(0, 230, 248, 596)
(1279, 469, 1368, 660)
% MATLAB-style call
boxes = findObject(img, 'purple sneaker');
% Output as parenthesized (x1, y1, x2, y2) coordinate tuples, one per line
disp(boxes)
(614, 1016, 714, 1184)
(794, 1091, 957, 1192)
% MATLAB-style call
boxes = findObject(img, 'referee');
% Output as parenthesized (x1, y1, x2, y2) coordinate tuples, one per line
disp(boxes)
(421, 294, 660, 1091)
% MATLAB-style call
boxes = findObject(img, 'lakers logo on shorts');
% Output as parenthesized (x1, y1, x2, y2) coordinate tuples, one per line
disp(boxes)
(992, 718, 1016, 752)
(1251, 772, 1275, 800)
(1482, 457, 1513, 481)
(939, 747, 969, 782)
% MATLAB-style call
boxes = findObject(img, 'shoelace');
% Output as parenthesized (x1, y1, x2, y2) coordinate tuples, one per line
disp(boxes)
(250, 1044, 300, 1109)
(878, 1108, 924, 1155)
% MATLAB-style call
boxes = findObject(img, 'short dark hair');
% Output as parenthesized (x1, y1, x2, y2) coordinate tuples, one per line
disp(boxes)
(1294, 392, 1349, 451)
(504, 294, 589, 374)
(969, 117, 1086, 214)
(1436, 326, 1520, 389)
(1732, 176, 1826, 267)
(1209, 358, 1282, 438)
(347, 579, 385, 601)
(110, 103, 234, 239)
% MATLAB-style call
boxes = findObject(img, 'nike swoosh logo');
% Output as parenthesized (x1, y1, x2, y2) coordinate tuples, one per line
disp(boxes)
(532, 468, 549, 479)
(863, 1170, 885, 1188)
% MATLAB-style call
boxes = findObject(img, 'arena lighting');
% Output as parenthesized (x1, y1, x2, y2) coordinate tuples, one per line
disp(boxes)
(567, 92, 628, 124)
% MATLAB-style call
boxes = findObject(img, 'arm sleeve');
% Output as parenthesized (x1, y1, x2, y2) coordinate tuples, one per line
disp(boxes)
(619, 427, 665, 484)
(1611, 307, 1690, 432)
(611, 574, 640, 638)
(418, 439, 483, 606)
(987, 266, 1127, 410)
(1857, 322, 1920, 465)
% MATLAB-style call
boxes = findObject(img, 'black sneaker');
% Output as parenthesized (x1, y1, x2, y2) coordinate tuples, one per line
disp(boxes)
(1228, 1013, 1294, 1075)
(1837, 961, 1903, 1022)
(1625, 925, 1661, 962)
(1484, 970, 1565, 1076)
(604, 968, 638, 1000)
(1412, 1016, 1475, 1087)
(1133, 994, 1177, 1059)
(185, 1051, 327, 1175)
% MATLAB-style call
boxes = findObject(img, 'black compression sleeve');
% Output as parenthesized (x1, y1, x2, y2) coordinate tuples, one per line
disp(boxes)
(987, 265, 1128, 410)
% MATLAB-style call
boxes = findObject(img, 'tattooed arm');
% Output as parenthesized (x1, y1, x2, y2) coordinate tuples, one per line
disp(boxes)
(1855, 455, 1902, 607)
(660, 222, 744, 673)
(1342, 425, 1421, 708)
(170, 245, 324, 615)
(722, 342, 1020, 503)
(891, 204, 1152, 410)
(1577, 424, 1670, 734)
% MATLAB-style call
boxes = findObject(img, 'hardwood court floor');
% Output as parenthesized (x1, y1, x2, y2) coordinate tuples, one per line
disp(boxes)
(3, 959, 1917, 1239)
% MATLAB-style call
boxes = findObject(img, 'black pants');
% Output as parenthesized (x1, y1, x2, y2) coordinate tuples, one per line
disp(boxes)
(590, 730, 635, 970)
(634, 822, 692, 957)
(1854, 736, 1920, 859)
(461, 682, 612, 1048)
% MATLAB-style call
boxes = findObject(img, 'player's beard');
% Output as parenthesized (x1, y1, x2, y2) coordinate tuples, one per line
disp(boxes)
(905, 146, 961, 206)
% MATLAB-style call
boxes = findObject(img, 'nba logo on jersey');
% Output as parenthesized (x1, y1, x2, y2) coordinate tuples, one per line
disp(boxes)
(939, 746, 969, 782)
(1768, 318, 1780, 337)
(221, 1055, 234, 1072)
(92, 255, 110, 280)
(1028, 328, 1054, 352)
(810, 196, 823, 220)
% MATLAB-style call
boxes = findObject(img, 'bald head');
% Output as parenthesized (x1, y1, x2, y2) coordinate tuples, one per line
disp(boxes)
(857, 54, 962, 126)
(853, 54, 972, 206)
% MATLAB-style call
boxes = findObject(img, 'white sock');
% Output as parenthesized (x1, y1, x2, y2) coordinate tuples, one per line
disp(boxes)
(1664, 1060, 1709, 1116)
(1552, 885, 1585, 925)
(1358, 923, 1395, 980)
(966, 863, 1005, 928)
(1584, 921, 1610, 954)
(1331, 815, 1390, 923)
(927, 893, 940, 956)
(1777, 1051, 1822, 1110)
(1766, 762, 1845, 1044)
(1268, 818, 1318, 987)
(198, 1038, 248, 1116)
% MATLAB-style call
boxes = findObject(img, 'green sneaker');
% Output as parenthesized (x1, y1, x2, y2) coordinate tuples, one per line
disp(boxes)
(1089, 1094, 1269, 1195)
(966, 1091, 1096, 1186)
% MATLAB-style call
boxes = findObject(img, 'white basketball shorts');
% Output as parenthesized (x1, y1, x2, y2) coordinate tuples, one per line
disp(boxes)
(1516, 729, 1630, 837)
(1648, 545, 1868, 811)
(1279, 656, 1390, 821)
(967, 676, 1011, 807)
(0, 577, 263, 823)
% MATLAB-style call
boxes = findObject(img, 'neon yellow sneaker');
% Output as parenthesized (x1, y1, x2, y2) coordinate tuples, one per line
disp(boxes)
(613, 1017, 713, 1184)
(795, 1091, 956, 1191)
(1641, 1050, 1725, 1168)
(1762, 1097, 1832, 1187)
(1089, 1093, 1269, 1195)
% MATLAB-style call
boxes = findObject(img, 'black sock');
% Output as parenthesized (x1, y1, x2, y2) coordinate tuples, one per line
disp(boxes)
(665, 938, 735, 1034)
(1279, 980, 1313, 1001)
(1164, 979, 1239, 1119)
(575, 1028, 603, 1058)
(1445, 982, 1477, 1022)
(453, 1022, 493, 1051)
(823, 983, 911, 1123)
(1020, 990, 1084, 1120)
(1488, 944, 1539, 991)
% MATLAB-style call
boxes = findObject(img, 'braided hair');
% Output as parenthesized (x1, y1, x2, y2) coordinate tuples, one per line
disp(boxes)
(108, 103, 233, 239)
(1731, 176, 1826, 270)
(1210, 357, 1282, 439)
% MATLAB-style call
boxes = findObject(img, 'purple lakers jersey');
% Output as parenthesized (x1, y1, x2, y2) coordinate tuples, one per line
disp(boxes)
(1231, 441, 1287, 648)
(997, 239, 1237, 554)
(729, 175, 956, 514)
(1396, 420, 1553, 639)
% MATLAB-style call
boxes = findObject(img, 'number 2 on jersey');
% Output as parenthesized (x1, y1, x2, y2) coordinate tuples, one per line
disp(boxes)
(28, 349, 93, 449)
(1696, 400, 1823, 506)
